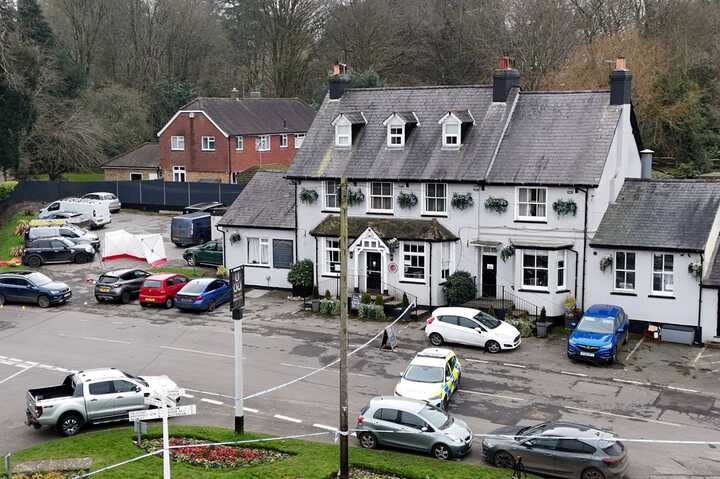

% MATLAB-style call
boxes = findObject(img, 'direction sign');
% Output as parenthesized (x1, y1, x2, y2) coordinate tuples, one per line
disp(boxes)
(129, 404, 196, 422)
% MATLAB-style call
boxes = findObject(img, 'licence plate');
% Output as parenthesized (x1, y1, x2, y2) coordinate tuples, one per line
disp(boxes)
(146, 298, 155, 302)
(580, 351, 595, 357)
(63, 292, 71, 298)
(99, 287, 110, 292)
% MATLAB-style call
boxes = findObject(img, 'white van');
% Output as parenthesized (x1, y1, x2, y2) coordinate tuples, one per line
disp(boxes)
(82, 192, 121, 213)
(38, 199, 111, 229)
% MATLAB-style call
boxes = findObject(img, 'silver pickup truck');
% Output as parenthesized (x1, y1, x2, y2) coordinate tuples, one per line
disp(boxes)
(26, 368, 182, 436)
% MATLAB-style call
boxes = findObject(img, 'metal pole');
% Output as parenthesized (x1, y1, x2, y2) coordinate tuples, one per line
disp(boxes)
(233, 307, 244, 433)
(4, 453, 11, 479)
(162, 409, 170, 479)
(338, 177, 349, 479)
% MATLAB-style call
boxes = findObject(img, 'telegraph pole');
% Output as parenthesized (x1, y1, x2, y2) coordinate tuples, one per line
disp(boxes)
(338, 177, 349, 479)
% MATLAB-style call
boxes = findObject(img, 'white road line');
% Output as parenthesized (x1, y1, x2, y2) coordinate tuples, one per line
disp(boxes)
(565, 406, 683, 427)
(280, 362, 374, 378)
(460, 389, 526, 402)
(184, 388, 234, 399)
(625, 336, 644, 361)
(181, 394, 195, 399)
(313, 423, 337, 432)
(560, 371, 587, 377)
(160, 346, 233, 359)
(692, 346, 707, 366)
(274, 414, 302, 424)
(200, 398, 224, 406)
(0, 360, 14, 366)
(54, 367, 69, 372)
(0, 366, 33, 385)
(8, 358, 21, 362)
(79, 336, 132, 345)
(243, 407, 259, 414)
(613, 378, 650, 386)
(0, 355, 5, 359)
(465, 358, 490, 364)
(502, 363, 527, 369)
(666, 386, 699, 394)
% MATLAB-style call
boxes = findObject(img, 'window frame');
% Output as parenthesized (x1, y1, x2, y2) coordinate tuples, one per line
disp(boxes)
(367, 182, 393, 213)
(516, 187, 548, 221)
(272, 239, 294, 269)
(231, 171, 242, 184)
(557, 250, 567, 289)
(324, 238, 340, 276)
(236, 135, 243, 151)
(170, 135, 185, 151)
(324, 180, 340, 211)
(129, 172, 143, 181)
(201, 136, 216, 151)
(387, 120, 405, 147)
(401, 241, 426, 283)
(442, 118, 461, 147)
(246, 237, 270, 267)
(256, 135, 270, 152)
(335, 117, 352, 147)
(423, 183, 447, 215)
(280, 134, 289, 148)
(652, 253, 674, 295)
(614, 251, 636, 292)
(172, 165, 186, 182)
(521, 249, 549, 290)
(295, 133, 305, 149)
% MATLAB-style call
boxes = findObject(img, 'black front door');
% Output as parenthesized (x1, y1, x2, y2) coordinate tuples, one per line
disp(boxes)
(481, 255, 497, 298)
(366, 252, 382, 292)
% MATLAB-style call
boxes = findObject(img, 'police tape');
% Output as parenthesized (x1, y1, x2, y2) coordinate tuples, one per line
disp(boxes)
(242, 302, 415, 401)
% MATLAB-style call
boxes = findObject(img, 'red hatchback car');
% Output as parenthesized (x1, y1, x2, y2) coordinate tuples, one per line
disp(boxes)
(139, 273, 190, 308)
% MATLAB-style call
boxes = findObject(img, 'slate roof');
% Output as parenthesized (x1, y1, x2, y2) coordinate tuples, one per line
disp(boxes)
(180, 97, 315, 136)
(218, 171, 295, 229)
(590, 179, 720, 252)
(310, 216, 458, 242)
(286, 85, 624, 185)
(102, 143, 159, 169)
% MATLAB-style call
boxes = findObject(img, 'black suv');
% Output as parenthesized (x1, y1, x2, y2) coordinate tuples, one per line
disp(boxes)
(183, 202, 225, 215)
(0, 271, 71, 308)
(22, 237, 96, 267)
(95, 268, 150, 303)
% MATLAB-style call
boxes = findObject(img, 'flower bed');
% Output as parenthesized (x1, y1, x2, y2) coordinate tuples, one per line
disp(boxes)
(140, 437, 288, 469)
(13, 473, 78, 479)
(348, 467, 406, 479)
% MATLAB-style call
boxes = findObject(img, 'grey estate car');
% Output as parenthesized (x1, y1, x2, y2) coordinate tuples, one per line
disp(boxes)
(356, 396, 472, 460)
(481, 422, 629, 479)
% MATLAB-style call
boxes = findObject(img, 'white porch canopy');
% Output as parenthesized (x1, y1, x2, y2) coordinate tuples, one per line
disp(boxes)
(348, 227, 391, 290)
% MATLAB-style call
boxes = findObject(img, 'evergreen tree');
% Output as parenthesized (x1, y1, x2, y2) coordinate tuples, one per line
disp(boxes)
(17, 0, 54, 47)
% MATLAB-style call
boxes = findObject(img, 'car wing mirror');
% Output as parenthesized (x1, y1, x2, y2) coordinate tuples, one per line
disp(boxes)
(420, 426, 429, 432)
(522, 440, 534, 448)
(135, 386, 141, 393)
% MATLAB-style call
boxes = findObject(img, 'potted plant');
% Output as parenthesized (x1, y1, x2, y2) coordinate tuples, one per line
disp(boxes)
(451, 192, 474, 210)
(397, 192, 418, 209)
(287, 259, 314, 298)
(484, 197, 509, 214)
(299, 188, 319, 204)
(562, 295, 581, 329)
(535, 307, 552, 338)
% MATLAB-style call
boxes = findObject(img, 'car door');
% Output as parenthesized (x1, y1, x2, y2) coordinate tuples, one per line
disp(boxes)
(553, 438, 598, 477)
(397, 411, 434, 451)
(456, 316, 486, 346)
(12, 278, 36, 304)
(86, 380, 117, 420)
(208, 241, 223, 265)
(370, 408, 405, 447)
(59, 227, 79, 243)
(520, 437, 560, 474)
(0, 278, 21, 302)
(171, 276, 188, 296)
(130, 270, 150, 293)
(50, 239, 72, 262)
(436, 315, 463, 343)
(112, 380, 146, 416)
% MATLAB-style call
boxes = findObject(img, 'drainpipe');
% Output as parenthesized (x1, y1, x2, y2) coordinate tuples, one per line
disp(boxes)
(227, 137, 232, 183)
(697, 252, 704, 344)
(314, 236, 319, 290)
(218, 226, 227, 267)
(428, 242, 433, 308)
(574, 187, 590, 310)
(570, 248, 580, 303)
(294, 182, 299, 265)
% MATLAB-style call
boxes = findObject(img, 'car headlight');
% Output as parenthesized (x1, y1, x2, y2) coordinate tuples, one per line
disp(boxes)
(84, 245, 94, 253)
(50, 290, 60, 295)
(599, 344, 613, 350)
(448, 435, 464, 443)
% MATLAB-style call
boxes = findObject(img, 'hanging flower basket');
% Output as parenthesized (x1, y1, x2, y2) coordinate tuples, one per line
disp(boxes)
(386, 237, 399, 251)
(688, 262, 702, 280)
(346, 188, 365, 206)
(553, 198, 578, 216)
(229, 233, 242, 245)
(451, 192, 474, 210)
(484, 197, 508, 214)
(397, 192, 418, 209)
(500, 244, 515, 262)
(299, 188, 318, 204)
(599, 255, 613, 272)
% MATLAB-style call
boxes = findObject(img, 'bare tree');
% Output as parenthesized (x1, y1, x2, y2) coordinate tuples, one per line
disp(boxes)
(47, 0, 109, 76)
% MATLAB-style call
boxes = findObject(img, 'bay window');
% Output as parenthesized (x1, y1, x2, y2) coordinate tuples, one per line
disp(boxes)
(522, 250, 549, 289)
(401, 242, 426, 282)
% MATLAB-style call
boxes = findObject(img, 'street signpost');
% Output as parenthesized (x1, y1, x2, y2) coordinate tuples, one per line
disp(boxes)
(229, 265, 245, 433)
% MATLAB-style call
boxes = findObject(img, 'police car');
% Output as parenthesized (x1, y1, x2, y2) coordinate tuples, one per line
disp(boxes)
(394, 348, 461, 410)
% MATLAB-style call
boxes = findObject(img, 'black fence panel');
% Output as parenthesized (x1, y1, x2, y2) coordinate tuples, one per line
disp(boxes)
(221, 184, 244, 206)
(116, 181, 142, 207)
(188, 182, 222, 205)
(163, 182, 189, 209)
(140, 181, 165, 208)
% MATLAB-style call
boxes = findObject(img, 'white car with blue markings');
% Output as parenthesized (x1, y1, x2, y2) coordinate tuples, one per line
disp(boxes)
(394, 348, 461, 410)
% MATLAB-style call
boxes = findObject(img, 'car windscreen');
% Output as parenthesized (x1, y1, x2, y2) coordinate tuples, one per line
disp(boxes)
(58, 237, 74, 247)
(517, 423, 549, 440)
(473, 312, 502, 329)
(180, 282, 207, 295)
(98, 275, 119, 284)
(122, 370, 148, 387)
(419, 406, 452, 429)
(576, 316, 615, 334)
(403, 365, 444, 383)
(172, 219, 192, 235)
(602, 442, 624, 456)
(143, 279, 163, 289)
(27, 272, 53, 286)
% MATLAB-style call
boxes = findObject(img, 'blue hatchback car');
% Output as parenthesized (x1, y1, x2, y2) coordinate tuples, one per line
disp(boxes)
(174, 278, 231, 312)
(567, 305, 629, 364)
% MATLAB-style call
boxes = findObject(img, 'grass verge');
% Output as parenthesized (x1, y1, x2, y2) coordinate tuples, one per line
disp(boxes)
(0, 425, 519, 479)
(29, 172, 105, 182)
(0, 212, 33, 261)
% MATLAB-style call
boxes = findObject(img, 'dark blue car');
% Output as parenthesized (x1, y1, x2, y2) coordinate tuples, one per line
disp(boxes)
(0, 271, 71, 308)
(174, 278, 231, 312)
(567, 304, 629, 364)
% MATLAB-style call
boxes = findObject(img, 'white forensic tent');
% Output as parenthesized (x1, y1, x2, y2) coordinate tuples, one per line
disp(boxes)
(102, 229, 167, 266)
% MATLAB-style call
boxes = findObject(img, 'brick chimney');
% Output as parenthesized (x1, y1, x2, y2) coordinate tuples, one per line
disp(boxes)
(328, 62, 351, 100)
(493, 56, 520, 103)
(610, 56, 632, 105)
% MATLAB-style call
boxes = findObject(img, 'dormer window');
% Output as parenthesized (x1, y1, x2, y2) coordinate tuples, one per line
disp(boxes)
(332, 112, 367, 148)
(438, 110, 474, 148)
(382, 112, 419, 148)
(389, 123, 404, 147)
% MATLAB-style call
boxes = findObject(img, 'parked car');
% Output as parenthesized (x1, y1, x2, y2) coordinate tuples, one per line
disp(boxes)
(171, 212, 211, 247)
(183, 202, 224, 215)
(94, 268, 151, 303)
(139, 273, 190, 309)
(33, 212, 93, 229)
(426, 307, 521, 353)
(394, 348, 461, 410)
(26, 225, 100, 251)
(174, 278, 231, 312)
(0, 271, 71, 308)
(183, 239, 223, 267)
(26, 368, 182, 436)
(567, 305, 629, 364)
(481, 421, 629, 479)
(38, 199, 111, 229)
(82, 192, 121, 213)
(356, 396, 473, 460)
(22, 237, 95, 267)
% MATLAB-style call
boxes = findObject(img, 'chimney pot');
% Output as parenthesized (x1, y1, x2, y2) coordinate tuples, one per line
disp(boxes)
(497, 56, 511, 70)
(615, 56, 627, 70)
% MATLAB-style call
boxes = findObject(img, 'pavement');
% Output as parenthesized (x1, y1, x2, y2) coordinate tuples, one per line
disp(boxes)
(0, 212, 719, 478)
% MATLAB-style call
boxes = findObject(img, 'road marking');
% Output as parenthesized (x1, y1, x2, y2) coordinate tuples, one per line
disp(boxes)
(460, 389, 526, 402)
(184, 388, 234, 399)
(565, 406, 684, 427)
(313, 423, 337, 432)
(54, 367, 69, 372)
(181, 393, 195, 399)
(160, 346, 233, 359)
(666, 386, 699, 393)
(243, 407, 259, 413)
(8, 358, 21, 362)
(0, 360, 14, 366)
(0, 366, 33, 385)
(280, 362, 374, 378)
(692, 346, 707, 366)
(560, 371, 587, 377)
(201, 398, 223, 406)
(0, 355, 5, 359)
(79, 336, 132, 345)
(625, 336, 644, 361)
(465, 358, 490, 364)
(613, 378, 650, 386)
(274, 414, 302, 424)
(502, 363, 526, 369)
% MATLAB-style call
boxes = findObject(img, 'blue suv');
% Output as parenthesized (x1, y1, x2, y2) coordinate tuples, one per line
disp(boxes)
(568, 305, 629, 364)
(0, 271, 71, 308)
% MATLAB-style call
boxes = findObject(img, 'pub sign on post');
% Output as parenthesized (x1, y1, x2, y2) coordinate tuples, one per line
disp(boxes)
(230, 265, 245, 310)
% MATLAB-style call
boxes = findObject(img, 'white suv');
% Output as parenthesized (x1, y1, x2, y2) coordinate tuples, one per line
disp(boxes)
(425, 307, 521, 353)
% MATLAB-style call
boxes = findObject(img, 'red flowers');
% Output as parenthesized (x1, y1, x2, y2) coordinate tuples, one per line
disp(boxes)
(141, 437, 287, 469)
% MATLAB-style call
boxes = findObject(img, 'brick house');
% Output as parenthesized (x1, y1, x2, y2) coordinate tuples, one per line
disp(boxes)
(102, 143, 161, 181)
(157, 97, 315, 183)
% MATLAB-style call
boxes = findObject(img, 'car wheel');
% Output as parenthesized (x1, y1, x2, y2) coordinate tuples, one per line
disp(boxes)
(27, 255, 42, 267)
(486, 340, 501, 354)
(610, 348, 617, 364)
(441, 397, 449, 411)
(493, 450, 515, 469)
(120, 291, 130, 304)
(37, 295, 50, 308)
(186, 255, 196, 266)
(582, 467, 606, 479)
(0, 294, 5, 306)
(623, 331, 629, 345)
(140, 301, 147, 308)
(74, 253, 89, 264)
(429, 333, 444, 346)
(164, 297, 174, 309)
(57, 412, 83, 437)
(207, 300, 217, 312)
(95, 296, 103, 303)
(431, 443, 451, 460)
(358, 432, 378, 449)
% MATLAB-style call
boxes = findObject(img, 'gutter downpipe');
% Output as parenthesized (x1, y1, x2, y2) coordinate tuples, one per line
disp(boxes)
(294, 181, 299, 265)
(574, 187, 590, 311)
(569, 248, 580, 304)
(227, 137, 232, 183)
(698, 253, 704, 344)
(429, 242, 433, 308)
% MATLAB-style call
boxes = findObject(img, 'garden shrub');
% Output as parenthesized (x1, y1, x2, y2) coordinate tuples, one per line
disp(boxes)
(361, 292, 372, 304)
(287, 260, 314, 292)
(374, 294, 384, 306)
(319, 298, 340, 315)
(359, 303, 385, 320)
(442, 271, 477, 306)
